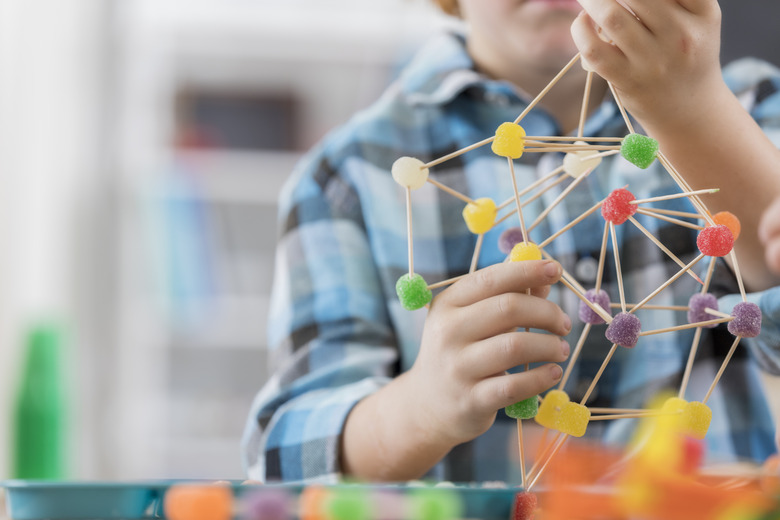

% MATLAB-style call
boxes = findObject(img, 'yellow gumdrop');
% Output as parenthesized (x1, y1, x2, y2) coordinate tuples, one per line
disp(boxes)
(535, 390, 569, 429)
(391, 156, 429, 190)
(462, 198, 497, 234)
(661, 397, 687, 414)
(491, 122, 526, 159)
(556, 402, 591, 438)
(509, 242, 542, 262)
(681, 401, 712, 440)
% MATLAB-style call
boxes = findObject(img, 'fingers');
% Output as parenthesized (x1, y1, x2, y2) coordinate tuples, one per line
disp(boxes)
(675, 0, 720, 16)
(575, 0, 652, 50)
(471, 365, 564, 412)
(440, 260, 562, 308)
(459, 291, 572, 340)
(570, 10, 628, 78)
(459, 332, 570, 380)
(759, 199, 780, 274)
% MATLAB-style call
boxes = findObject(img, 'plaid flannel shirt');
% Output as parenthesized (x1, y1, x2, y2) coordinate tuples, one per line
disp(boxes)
(242, 32, 780, 483)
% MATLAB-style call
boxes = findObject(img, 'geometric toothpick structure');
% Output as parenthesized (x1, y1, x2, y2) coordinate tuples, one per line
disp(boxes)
(391, 52, 762, 490)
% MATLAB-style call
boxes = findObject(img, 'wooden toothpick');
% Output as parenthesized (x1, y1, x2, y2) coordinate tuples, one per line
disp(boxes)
(559, 277, 613, 324)
(406, 187, 414, 276)
(578, 70, 594, 138)
(426, 177, 476, 205)
(517, 419, 527, 489)
(580, 343, 619, 405)
(539, 202, 603, 248)
(610, 223, 627, 313)
(527, 434, 569, 492)
(507, 157, 529, 241)
(629, 253, 705, 314)
(470, 234, 484, 273)
(703, 335, 743, 404)
(514, 53, 581, 125)
(559, 322, 593, 391)
(639, 316, 732, 336)
(423, 136, 494, 169)
(628, 216, 703, 284)
(608, 81, 635, 134)
(635, 207, 704, 231)
(528, 172, 591, 233)
(679, 327, 704, 400)
(630, 189, 720, 205)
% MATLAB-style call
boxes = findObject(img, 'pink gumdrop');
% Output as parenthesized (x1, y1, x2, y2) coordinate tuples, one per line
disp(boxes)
(498, 227, 526, 255)
(601, 188, 637, 225)
(679, 436, 705, 475)
(696, 225, 734, 257)
(579, 289, 611, 325)
(605, 312, 641, 348)
(687, 293, 719, 328)
(512, 492, 537, 520)
(727, 302, 762, 338)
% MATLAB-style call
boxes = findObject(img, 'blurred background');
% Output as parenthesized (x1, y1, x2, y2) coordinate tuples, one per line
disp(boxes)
(0, 0, 777, 482)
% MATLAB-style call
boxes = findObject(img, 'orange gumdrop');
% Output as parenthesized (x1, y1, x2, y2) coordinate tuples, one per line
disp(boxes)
(164, 484, 232, 520)
(300, 486, 329, 520)
(712, 211, 741, 240)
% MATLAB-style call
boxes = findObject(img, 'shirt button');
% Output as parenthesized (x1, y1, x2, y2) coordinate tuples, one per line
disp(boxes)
(575, 256, 598, 284)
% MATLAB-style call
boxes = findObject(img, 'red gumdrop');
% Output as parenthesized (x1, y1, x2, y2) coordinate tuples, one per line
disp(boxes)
(679, 436, 705, 475)
(697, 224, 734, 257)
(601, 188, 637, 225)
(513, 492, 537, 520)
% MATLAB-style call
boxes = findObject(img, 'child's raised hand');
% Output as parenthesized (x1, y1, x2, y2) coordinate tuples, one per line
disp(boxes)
(406, 260, 571, 446)
(570, 0, 724, 128)
(759, 197, 780, 274)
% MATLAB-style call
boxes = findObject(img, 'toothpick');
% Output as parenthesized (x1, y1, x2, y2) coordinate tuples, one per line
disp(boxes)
(427, 274, 468, 291)
(578, 70, 594, 138)
(539, 202, 603, 248)
(558, 277, 613, 324)
(635, 207, 704, 231)
(589, 407, 649, 414)
(524, 145, 621, 154)
(702, 256, 717, 294)
(729, 250, 748, 302)
(514, 53, 581, 125)
(517, 419, 527, 489)
(498, 166, 566, 211)
(559, 323, 593, 391)
(657, 154, 716, 226)
(630, 189, 720, 205)
(628, 216, 703, 284)
(507, 157, 529, 241)
(406, 187, 414, 276)
(527, 431, 561, 484)
(703, 335, 743, 404)
(679, 327, 704, 400)
(609, 303, 689, 311)
(527, 434, 569, 492)
(595, 221, 609, 292)
(590, 411, 681, 421)
(470, 234, 484, 273)
(639, 316, 732, 336)
(629, 254, 705, 314)
(525, 135, 624, 143)
(704, 307, 733, 320)
(494, 174, 569, 227)
(426, 177, 476, 205)
(639, 207, 705, 220)
(608, 81, 635, 134)
(580, 343, 619, 405)
(528, 171, 592, 233)
(610, 223, 627, 313)
(423, 136, 494, 169)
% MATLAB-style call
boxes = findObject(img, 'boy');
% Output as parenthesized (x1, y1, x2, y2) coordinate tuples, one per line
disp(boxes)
(243, 0, 780, 483)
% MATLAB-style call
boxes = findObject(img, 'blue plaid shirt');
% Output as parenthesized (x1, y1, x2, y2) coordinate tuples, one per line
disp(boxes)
(242, 32, 780, 483)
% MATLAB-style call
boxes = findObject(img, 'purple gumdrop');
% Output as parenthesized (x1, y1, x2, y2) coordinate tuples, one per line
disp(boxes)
(688, 293, 719, 328)
(727, 302, 762, 338)
(242, 489, 291, 520)
(605, 312, 642, 348)
(498, 227, 526, 255)
(579, 289, 612, 325)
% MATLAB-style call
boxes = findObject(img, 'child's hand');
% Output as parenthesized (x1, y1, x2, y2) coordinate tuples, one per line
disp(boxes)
(759, 197, 780, 274)
(407, 260, 571, 447)
(570, 0, 724, 129)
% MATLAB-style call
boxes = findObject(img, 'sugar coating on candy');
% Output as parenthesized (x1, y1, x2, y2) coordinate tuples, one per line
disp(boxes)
(505, 396, 539, 420)
(242, 489, 291, 520)
(396, 274, 432, 311)
(579, 288, 611, 325)
(563, 142, 603, 179)
(697, 224, 734, 257)
(491, 122, 526, 159)
(512, 492, 537, 520)
(601, 188, 638, 225)
(462, 197, 497, 234)
(406, 488, 463, 520)
(498, 227, 526, 254)
(679, 436, 705, 475)
(510, 242, 542, 262)
(681, 401, 712, 440)
(620, 133, 659, 169)
(713, 211, 741, 240)
(324, 489, 373, 520)
(535, 390, 570, 429)
(556, 402, 591, 437)
(605, 312, 642, 348)
(687, 293, 719, 328)
(164, 485, 233, 520)
(661, 396, 687, 414)
(727, 301, 762, 338)
(391, 156, 429, 190)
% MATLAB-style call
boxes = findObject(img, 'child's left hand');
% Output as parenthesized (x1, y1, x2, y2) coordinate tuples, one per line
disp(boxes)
(570, 0, 724, 129)
(759, 197, 780, 274)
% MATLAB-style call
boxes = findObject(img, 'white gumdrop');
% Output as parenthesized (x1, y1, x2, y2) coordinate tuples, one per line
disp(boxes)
(563, 141, 603, 178)
(391, 156, 429, 190)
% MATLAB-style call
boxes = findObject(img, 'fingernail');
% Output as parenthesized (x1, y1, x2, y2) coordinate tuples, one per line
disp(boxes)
(544, 261, 561, 279)
(562, 313, 572, 333)
(561, 340, 570, 359)
(550, 365, 563, 381)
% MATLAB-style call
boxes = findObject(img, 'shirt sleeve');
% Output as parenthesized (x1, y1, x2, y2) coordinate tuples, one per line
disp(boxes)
(241, 150, 400, 482)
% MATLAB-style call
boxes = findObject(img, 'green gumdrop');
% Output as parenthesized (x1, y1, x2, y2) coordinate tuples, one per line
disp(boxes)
(325, 489, 372, 520)
(505, 396, 539, 419)
(407, 488, 463, 520)
(396, 273, 432, 311)
(620, 133, 659, 169)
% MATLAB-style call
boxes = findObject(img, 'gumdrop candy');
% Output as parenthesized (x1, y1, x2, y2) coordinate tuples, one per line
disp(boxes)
(601, 188, 637, 225)
(510, 242, 542, 262)
(681, 401, 712, 440)
(462, 198, 497, 234)
(697, 225, 734, 257)
(164, 484, 233, 520)
(563, 142, 602, 178)
(242, 489, 292, 520)
(300, 486, 329, 520)
(505, 396, 539, 420)
(605, 312, 641, 348)
(535, 390, 569, 429)
(396, 274, 432, 311)
(727, 301, 762, 338)
(407, 488, 463, 520)
(661, 396, 688, 414)
(579, 288, 611, 325)
(492, 122, 526, 159)
(556, 402, 591, 437)
(498, 227, 526, 254)
(679, 436, 705, 475)
(512, 492, 537, 520)
(324, 488, 373, 520)
(391, 157, 429, 190)
(761, 454, 780, 496)
(620, 133, 659, 169)
(713, 211, 741, 240)
(688, 293, 719, 327)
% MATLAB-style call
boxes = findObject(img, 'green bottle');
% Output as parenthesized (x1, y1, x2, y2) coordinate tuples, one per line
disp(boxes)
(12, 322, 67, 480)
